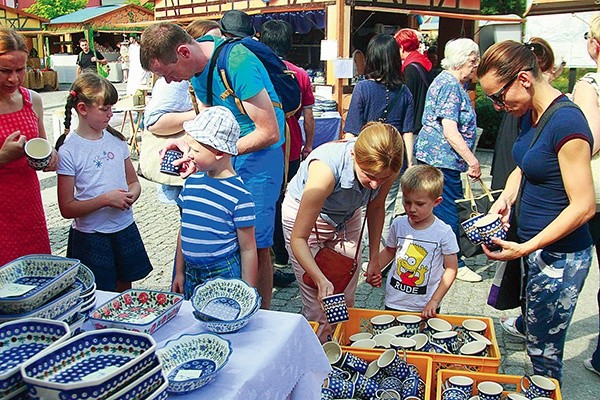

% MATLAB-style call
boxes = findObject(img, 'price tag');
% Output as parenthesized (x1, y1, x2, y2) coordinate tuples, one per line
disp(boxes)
(84, 365, 120, 380)
(174, 369, 203, 381)
(0, 283, 37, 298)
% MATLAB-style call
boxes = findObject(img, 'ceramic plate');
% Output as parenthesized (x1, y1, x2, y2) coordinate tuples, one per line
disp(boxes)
(0, 255, 80, 314)
(88, 289, 183, 335)
(21, 329, 157, 400)
(199, 297, 241, 321)
(0, 318, 70, 398)
(157, 332, 231, 394)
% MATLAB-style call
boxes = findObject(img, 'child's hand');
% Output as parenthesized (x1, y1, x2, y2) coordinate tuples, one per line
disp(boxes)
(365, 272, 382, 288)
(171, 274, 184, 295)
(422, 299, 439, 319)
(104, 189, 135, 210)
(364, 260, 383, 288)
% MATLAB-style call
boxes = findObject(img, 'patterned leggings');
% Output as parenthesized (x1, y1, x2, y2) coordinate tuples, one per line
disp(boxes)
(525, 246, 592, 382)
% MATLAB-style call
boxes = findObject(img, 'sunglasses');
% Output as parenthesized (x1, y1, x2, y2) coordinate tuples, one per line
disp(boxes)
(486, 68, 533, 108)
(585, 32, 593, 40)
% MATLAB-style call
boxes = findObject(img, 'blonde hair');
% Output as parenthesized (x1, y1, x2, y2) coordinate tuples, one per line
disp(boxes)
(186, 19, 220, 39)
(591, 14, 600, 41)
(0, 28, 27, 55)
(354, 122, 404, 175)
(401, 165, 444, 199)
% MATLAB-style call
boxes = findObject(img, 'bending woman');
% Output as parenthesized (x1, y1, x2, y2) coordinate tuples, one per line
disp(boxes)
(478, 40, 595, 382)
(282, 122, 404, 342)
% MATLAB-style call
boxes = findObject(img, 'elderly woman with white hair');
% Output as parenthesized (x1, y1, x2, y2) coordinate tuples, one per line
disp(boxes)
(414, 38, 482, 282)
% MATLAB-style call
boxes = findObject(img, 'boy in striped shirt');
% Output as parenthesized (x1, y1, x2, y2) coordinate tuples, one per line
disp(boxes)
(172, 106, 258, 299)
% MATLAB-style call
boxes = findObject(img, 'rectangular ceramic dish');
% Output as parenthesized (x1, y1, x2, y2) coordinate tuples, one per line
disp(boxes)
(88, 289, 184, 335)
(0, 255, 80, 314)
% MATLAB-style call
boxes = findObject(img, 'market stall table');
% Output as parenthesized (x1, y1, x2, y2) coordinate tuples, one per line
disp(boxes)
(299, 111, 342, 149)
(22, 70, 58, 91)
(85, 291, 330, 399)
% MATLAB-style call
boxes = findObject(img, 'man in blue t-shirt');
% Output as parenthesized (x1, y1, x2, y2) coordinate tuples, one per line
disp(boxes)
(140, 22, 284, 310)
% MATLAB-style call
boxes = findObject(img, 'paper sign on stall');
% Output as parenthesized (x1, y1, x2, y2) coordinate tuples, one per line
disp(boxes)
(320, 40, 338, 61)
(333, 58, 354, 79)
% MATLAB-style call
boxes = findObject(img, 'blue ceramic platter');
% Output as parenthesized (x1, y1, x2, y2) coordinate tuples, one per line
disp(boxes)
(21, 329, 157, 400)
(0, 318, 70, 398)
(200, 297, 241, 321)
(104, 362, 165, 400)
(0, 255, 80, 314)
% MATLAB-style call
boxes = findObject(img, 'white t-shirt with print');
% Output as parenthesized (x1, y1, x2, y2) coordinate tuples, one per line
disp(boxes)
(57, 130, 133, 233)
(384, 215, 459, 312)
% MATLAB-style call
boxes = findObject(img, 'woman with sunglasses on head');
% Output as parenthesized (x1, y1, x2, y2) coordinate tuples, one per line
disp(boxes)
(413, 38, 482, 282)
(572, 14, 600, 377)
(478, 40, 595, 382)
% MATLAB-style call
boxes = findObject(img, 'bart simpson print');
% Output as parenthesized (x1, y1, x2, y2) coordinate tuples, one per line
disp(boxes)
(397, 243, 428, 286)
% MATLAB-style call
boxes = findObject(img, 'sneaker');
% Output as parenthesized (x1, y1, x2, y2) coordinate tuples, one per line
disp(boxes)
(500, 316, 526, 339)
(584, 358, 600, 377)
(456, 266, 483, 282)
(273, 269, 295, 287)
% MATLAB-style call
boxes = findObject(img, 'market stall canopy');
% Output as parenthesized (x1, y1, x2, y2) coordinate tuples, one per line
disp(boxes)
(46, 4, 153, 32)
(525, 0, 600, 16)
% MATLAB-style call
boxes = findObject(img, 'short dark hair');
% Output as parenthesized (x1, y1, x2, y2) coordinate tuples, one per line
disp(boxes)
(260, 20, 292, 58)
(79, 38, 88, 44)
(365, 34, 403, 89)
(140, 23, 194, 70)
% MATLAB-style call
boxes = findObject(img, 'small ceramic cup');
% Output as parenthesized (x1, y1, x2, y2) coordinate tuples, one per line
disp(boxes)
(474, 214, 507, 246)
(323, 376, 355, 399)
(520, 375, 556, 399)
(396, 314, 423, 336)
(441, 387, 469, 400)
(390, 337, 416, 351)
(328, 366, 351, 380)
(322, 341, 343, 366)
(24, 137, 52, 170)
(379, 376, 404, 392)
(459, 340, 488, 357)
(461, 213, 485, 244)
(321, 387, 336, 400)
(377, 349, 409, 380)
(352, 372, 380, 400)
(477, 381, 503, 400)
(365, 360, 385, 383)
(462, 319, 488, 334)
(160, 149, 183, 176)
(383, 325, 407, 338)
(374, 389, 402, 400)
(505, 394, 529, 400)
(371, 314, 396, 335)
(401, 375, 426, 400)
(322, 293, 349, 324)
(349, 332, 373, 343)
(350, 338, 377, 349)
(373, 333, 396, 349)
(410, 333, 429, 351)
(431, 331, 460, 354)
(446, 375, 474, 397)
(338, 351, 368, 375)
(425, 317, 453, 336)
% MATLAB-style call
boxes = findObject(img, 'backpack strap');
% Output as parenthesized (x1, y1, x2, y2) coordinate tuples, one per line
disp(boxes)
(409, 63, 431, 88)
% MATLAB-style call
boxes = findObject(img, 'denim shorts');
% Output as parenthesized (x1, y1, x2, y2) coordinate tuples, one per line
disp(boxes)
(67, 222, 153, 291)
(232, 147, 283, 248)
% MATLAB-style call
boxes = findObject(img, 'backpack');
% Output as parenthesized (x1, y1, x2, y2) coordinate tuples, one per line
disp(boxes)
(206, 37, 301, 118)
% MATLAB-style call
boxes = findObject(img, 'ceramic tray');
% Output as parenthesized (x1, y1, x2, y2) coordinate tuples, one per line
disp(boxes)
(88, 289, 183, 335)
(0, 255, 80, 314)
(105, 361, 166, 400)
(20, 329, 157, 400)
(0, 318, 70, 398)
(0, 281, 83, 323)
(158, 332, 232, 394)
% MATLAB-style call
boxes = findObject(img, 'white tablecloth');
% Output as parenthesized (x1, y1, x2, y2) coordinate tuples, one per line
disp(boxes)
(299, 111, 342, 149)
(86, 291, 330, 399)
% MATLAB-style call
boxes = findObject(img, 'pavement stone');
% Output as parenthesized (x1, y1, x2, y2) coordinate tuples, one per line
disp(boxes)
(36, 84, 600, 398)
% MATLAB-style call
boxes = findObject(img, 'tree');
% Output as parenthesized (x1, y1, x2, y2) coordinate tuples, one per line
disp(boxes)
(25, 0, 87, 20)
(481, 0, 526, 16)
(126, 0, 155, 12)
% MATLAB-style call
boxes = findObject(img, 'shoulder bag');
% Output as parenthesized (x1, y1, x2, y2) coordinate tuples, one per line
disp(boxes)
(577, 72, 600, 211)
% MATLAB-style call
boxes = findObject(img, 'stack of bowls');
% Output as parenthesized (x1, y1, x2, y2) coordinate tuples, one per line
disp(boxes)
(191, 277, 261, 333)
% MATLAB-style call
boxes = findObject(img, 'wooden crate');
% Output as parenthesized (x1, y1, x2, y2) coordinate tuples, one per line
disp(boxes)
(347, 349, 433, 400)
(436, 369, 562, 400)
(333, 308, 501, 388)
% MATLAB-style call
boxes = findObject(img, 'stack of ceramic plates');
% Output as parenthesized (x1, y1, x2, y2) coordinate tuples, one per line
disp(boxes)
(191, 277, 261, 333)
(20, 328, 168, 400)
(0, 255, 83, 325)
(0, 318, 71, 400)
(88, 289, 184, 335)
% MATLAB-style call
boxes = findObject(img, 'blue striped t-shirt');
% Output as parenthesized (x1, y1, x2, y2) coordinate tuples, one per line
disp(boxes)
(177, 172, 255, 265)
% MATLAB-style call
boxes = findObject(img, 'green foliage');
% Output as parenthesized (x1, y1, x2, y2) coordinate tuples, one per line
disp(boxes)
(25, 0, 87, 20)
(480, 0, 526, 16)
(126, 0, 155, 12)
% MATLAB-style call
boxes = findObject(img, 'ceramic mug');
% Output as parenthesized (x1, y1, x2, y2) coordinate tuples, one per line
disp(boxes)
(474, 214, 507, 247)
(338, 351, 368, 375)
(401, 375, 426, 400)
(505, 394, 529, 400)
(374, 389, 402, 400)
(431, 331, 460, 354)
(383, 325, 407, 338)
(352, 372, 379, 400)
(24, 137, 52, 170)
(459, 340, 488, 357)
(160, 149, 183, 176)
(351, 338, 377, 349)
(425, 317, 453, 336)
(322, 293, 349, 324)
(477, 381, 503, 400)
(396, 314, 423, 336)
(441, 387, 469, 400)
(373, 333, 396, 349)
(349, 332, 373, 343)
(379, 376, 404, 392)
(323, 376, 355, 399)
(322, 341, 343, 366)
(520, 375, 556, 399)
(446, 375, 474, 397)
(377, 349, 409, 380)
(462, 319, 488, 334)
(371, 314, 396, 335)
(390, 337, 416, 351)
(321, 387, 336, 400)
(328, 366, 351, 380)
(410, 333, 429, 351)
(461, 213, 485, 245)
(365, 360, 385, 383)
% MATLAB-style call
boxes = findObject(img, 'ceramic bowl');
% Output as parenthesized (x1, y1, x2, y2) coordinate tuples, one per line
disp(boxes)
(52, 297, 84, 324)
(0, 318, 71, 398)
(20, 328, 157, 400)
(68, 313, 86, 336)
(88, 289, 183, 335)
(0, 281, 83, 323)
(158, 332, 232, 394)
(0, 255, 80, 314)
(145, 380, 169, 400)
(105, 361, 166, 400)
(75, 263, 95, 295)
(192, 303, 259, 334)
(191, 278, 260, 321)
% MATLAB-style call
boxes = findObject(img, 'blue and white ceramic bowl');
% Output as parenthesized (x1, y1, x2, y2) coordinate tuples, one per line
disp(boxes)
(20, 328, 157, 400)
(191, 278, 260, 320)
(0, 318, 70, 398)
(192, 302, 259, 334)
(0, 255, 80, 315)
(158, 332, 232, 394)
(105, 361, 166, 400)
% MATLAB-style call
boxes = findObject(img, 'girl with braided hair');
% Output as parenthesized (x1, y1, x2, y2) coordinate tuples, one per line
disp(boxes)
(56, 72, 152, 291)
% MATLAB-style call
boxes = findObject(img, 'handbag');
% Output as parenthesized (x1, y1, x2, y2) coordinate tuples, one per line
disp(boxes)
(97, 63, 110, 78)
(456, 178, 502, 258)
(138, 130, 186, 186)
(577, 72, 600, 211)
(302, 192, 372, 294)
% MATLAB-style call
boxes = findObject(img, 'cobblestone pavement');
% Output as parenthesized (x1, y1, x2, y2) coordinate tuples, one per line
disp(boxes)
(37, 83, 599, 398)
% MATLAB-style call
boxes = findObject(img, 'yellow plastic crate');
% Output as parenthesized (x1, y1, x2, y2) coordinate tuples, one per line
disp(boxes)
(347, 349, 433, 400)
(436, 369, 562, 400)
(309, 321, 319, 333)
(333, 308, 501, 388)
